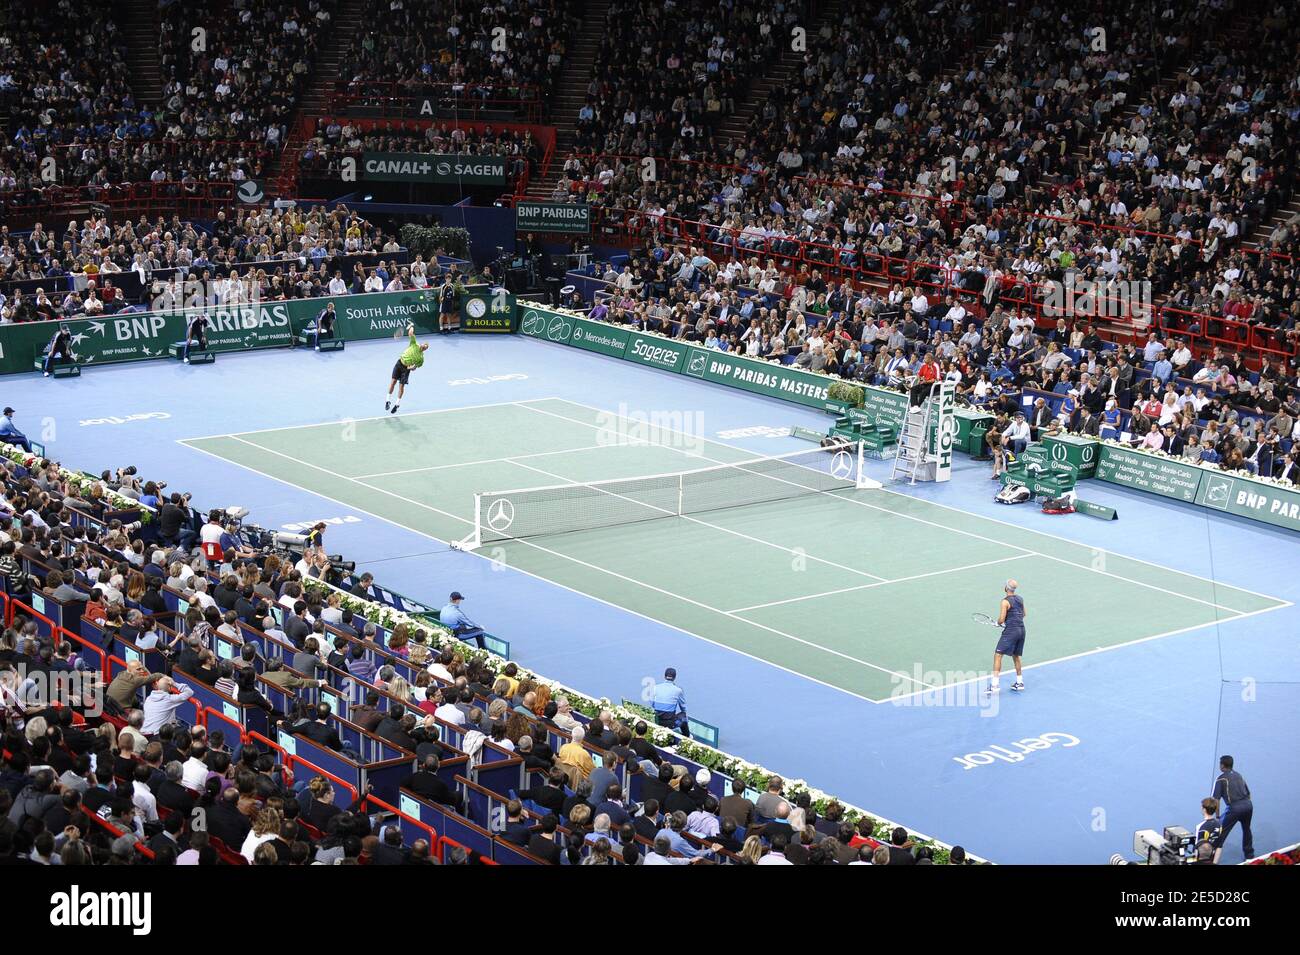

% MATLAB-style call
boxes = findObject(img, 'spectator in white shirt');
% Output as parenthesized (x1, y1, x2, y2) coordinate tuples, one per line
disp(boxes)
(132, 769, 159, 823)
(1004, 413, 1032, 453)
(182, 746, 210, 791)
(434, 692, 465, 726)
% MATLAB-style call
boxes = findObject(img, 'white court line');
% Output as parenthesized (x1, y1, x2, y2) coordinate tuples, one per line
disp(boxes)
(504, 456, 889, 584)
(189, 434, 932, 695)
(354, 442, 629, 479)
(725, 554, 1033, 614)
(176, 397, 537, 442)
(524, 398, 1278, 616)
(883, 603, 1290, 704)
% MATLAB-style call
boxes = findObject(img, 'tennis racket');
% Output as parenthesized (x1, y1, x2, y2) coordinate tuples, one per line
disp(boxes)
(971, 612, 1004, 628)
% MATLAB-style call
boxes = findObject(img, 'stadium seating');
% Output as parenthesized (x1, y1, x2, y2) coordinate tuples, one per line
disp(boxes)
(0, 0, 1297, 873)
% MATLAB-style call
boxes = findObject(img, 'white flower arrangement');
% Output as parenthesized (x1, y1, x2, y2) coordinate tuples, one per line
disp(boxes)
(0, 446, 155, 520)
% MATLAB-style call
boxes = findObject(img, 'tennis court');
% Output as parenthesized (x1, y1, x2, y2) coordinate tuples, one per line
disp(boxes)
(179, 396, 1289, 702)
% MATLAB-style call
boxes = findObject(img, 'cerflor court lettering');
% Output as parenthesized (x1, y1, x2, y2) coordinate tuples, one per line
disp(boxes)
(953, 733, 1080, 770)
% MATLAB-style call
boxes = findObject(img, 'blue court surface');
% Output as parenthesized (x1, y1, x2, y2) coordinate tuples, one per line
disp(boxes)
(10, 333, 1299, 864)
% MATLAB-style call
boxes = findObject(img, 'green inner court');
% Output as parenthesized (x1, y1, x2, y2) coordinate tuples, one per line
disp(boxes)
(180, 397, 1288, 702)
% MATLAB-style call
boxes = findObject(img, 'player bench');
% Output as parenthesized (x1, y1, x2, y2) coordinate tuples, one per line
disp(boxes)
(168, 342, 215, 364)
(829, 409, 898, 458)
(32, 356, 80, 378)
(999, 450, 1078, 498)
(293, 326, 345, 351)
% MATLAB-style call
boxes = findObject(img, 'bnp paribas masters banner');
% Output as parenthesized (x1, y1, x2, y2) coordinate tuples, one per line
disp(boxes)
(0, 286, 516, 376)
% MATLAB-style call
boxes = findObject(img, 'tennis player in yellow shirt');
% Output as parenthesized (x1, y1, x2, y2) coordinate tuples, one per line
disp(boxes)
(385, 323, 429, 414)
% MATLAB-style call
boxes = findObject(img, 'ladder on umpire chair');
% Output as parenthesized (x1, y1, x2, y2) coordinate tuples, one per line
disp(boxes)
(890, 380, 943, 484)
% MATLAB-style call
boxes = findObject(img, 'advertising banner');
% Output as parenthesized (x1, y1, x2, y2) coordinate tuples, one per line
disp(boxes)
(515, 201, 591, 235)
(361, 152, 507, 185)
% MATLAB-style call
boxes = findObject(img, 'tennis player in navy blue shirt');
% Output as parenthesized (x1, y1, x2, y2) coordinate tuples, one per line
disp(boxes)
(989, 579, 1026, 694)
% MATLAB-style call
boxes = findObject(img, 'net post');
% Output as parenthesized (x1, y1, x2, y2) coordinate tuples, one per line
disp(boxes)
(856, 439, 882, 490)
(453, 494, 483, 551)
(677, 473, 684, 516)
(473, 493, 483, 550)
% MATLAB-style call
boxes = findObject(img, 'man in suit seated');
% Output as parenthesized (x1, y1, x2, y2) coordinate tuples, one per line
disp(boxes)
(289, 702, 344, 751)
(399, 755, 464, 813)
(156, 761, 197, 816)
(369, 827, 410, 865)
(501, 799, 532, 847)
(516, 767, 567, 816)
(348, 689, 385, 733)
(527, 813, 564, 864)
(206, 785, 252, 850)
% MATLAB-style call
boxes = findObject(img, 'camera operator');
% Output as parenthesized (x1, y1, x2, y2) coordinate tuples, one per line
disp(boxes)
(102, 465, 141, 498)
(157, 492, 196, 551)
(302, 549, 348, 587)
(218, 520, 258, 564)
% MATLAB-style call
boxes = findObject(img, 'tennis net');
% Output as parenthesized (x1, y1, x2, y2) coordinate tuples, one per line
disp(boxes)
(458, 440, 879, 549)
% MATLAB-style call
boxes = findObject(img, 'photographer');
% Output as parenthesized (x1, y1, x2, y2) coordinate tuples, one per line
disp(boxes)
(157, 492, 197, 552)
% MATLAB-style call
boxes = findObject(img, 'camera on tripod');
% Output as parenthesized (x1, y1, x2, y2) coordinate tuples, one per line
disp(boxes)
(1132, 826, 1196, 865)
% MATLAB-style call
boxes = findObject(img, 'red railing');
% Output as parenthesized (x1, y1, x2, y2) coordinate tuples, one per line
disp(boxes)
(245, 730, 358, 806)
(0, 180, 245, 229)
(437, 835, 499, 865)
(202, 705, 245, 749)
(6, 597, 107, 679)
(362, 793, 445, 859)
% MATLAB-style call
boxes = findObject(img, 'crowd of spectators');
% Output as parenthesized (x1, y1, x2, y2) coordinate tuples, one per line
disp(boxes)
(574, 0, 806, 159)
(560, 0, 1299, 367)
(584, 238, 1300, 483)
(156, 0, 337, 182)
(336, 0, 578, 111)
(0, 206, 413, 323)
(0, 1, 139, 196)
(1, 0, 338, 204)
(0, 446, 956, 864)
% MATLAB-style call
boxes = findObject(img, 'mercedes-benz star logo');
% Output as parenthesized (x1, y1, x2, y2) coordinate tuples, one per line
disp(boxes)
(486, 498, 516, 532)
(830, 450, 854, 480)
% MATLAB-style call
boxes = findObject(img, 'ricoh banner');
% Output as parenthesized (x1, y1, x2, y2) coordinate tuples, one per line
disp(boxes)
(360, 152, 508, 185)
(935, 380, 957, 483)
